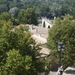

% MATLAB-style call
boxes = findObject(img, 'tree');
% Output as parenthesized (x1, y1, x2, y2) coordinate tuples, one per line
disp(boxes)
(47, 14, 75, 67)
(61, 4, 69, 16)
(1, 49, 32, 75)
(50, 2, 62, 17)
(0, 12, 19, 25)
(38, 3, 51, 18)
(8, 26, 44, 74)
(0, 12, 13, 21)
(9, 7, 19, 18)
(0, 20, 13, 65)
(0, 4, 8, 13)
(18, 8, 38, 25)
(0, 21, 45, 75)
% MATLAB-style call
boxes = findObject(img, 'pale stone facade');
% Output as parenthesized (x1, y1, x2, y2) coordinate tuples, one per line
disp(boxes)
(42, 17, 54, 28)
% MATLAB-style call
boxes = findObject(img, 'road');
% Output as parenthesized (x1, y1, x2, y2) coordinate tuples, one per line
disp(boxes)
(48, 66, 75, 75)
(48, 71, 75, 75)
(48, 71, 57, 75)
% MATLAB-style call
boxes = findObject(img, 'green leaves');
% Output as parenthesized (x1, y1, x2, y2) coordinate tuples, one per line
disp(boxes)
(47, 14, 75, 66)
(0, 12, 13, 21)
(0, 20, 44, 75)
(18, 8, 38, 25)
(3, 49, 32, 75)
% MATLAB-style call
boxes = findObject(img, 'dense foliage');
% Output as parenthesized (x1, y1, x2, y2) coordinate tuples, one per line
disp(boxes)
(47, 14, 75, 67)
(0, 20, 45, 75)
(0, 12, 19, 25)
(0, 0, 75, 19)
(0, 0, 75, 74)
(0, 8, 38, 25)
(18, 8, 38, 25)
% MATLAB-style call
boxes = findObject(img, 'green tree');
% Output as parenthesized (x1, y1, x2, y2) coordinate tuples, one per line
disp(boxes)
(8, 26, 44, 74)
(0, 4, 8, 13)
(18, 8, 38, 25)
(0, 12, 14, 21)
(1, 49, 32, 75)
(0, 12, 19, 25)
(0, 20, 12, 66)
(47, 14, 75, 67)
(61, 4, 69, 16)
(50, 3, 62, 17)
(0, 21, 45, 75)
(9, 7, 19, 18)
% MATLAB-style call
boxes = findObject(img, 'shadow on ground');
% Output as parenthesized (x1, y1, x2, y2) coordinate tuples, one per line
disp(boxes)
(50, 64, 58, 72)
(65, 69, 75, 74)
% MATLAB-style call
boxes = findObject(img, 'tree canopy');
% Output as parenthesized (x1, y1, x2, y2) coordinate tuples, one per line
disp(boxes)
(18, 8, 38, 25)
(47, 14, 75, 67)
(0, 12, 19, 25)
(0, 20, 45, 75)
(9, 7, 19, 18)
(0, 0, 75, 19)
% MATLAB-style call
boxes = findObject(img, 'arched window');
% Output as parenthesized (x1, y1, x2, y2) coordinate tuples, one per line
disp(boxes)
(43, 21, 45, 28)
(48, 25, 50, 28)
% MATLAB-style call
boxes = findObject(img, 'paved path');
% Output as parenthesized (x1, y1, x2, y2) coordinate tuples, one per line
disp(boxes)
(48, 71, 57, 75)
(63, 66, 75, 75)
(48, 66, 75, 75)
(48, 71, 75, 75)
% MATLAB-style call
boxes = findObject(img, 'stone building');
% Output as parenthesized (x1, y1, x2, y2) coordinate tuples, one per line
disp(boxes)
(42, 17, 54, 28)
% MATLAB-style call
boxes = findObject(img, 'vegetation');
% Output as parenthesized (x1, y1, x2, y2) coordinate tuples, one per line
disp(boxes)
(9, 7, 19, 18)
(0, 0, 75, 74)
(0, 0, 75, 19)
(0, 12, 19, 25)
(18, 8, 38, 25)
(0, 1, 47, 74)
(0, 20, 45, 75)
(47, 14, 75, 67)
(0, 8, 38, 25)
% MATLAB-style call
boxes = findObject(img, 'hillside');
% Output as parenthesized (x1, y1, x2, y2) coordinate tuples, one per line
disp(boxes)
(0, 0, 75, 18)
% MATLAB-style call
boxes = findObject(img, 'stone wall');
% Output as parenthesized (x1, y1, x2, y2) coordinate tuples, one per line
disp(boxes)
(42, 17, 53, 28)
